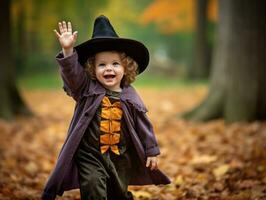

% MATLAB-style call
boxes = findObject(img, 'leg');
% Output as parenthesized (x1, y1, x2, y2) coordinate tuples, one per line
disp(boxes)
(79, 170, 107, 200)
(107, 152, 134, 200)
(75, 148, 109, 200)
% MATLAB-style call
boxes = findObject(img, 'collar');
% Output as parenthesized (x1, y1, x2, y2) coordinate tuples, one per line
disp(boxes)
(83, 80, 106, 96)
(83, 80, 147, 112)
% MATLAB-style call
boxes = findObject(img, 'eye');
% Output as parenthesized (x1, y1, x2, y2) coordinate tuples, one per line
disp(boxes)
(113, 62, 120, 67)
(98, 63, 105, 67)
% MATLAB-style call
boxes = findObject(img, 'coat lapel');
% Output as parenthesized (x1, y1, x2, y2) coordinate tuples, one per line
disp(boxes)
(120, 85, 148, 113)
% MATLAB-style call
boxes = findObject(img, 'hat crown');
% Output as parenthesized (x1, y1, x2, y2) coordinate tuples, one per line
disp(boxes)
(92, 15, 119, 38)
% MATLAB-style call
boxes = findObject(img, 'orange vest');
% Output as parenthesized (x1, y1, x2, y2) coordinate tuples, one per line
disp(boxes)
(100, 96, 122, 155)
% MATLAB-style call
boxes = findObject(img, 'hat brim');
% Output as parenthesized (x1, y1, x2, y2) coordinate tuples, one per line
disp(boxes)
(74, 37, 149, 74)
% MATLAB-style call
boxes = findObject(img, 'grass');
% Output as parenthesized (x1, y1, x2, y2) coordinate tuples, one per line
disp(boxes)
(18, 72, 208, 90)
(133, 73, 208, 88)
(18, 73, 62, 90)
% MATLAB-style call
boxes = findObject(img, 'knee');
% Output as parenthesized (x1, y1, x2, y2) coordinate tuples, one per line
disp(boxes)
(79, 174, 107, 199)
(80, 173, 106, 188)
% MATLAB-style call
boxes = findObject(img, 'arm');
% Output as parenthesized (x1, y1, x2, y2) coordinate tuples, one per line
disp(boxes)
(56, 51, 88, 101)
(136, 111, 160, 170)
(136, 111, 160, 156)
(54, 21, 87, 101)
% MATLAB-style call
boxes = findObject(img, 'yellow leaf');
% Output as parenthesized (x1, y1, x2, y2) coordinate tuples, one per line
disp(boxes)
(191, 154, 217, 164)
(132, 190, 151, 199)
(213, 164, 229, 179)
(25, 161, 38, 176)
(174, 175, 184, 186)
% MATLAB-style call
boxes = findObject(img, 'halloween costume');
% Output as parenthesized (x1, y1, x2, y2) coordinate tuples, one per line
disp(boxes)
(41, 15, 170, 200)
(75, 90, 133, 199)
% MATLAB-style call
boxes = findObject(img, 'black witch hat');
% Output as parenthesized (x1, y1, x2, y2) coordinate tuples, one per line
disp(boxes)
(75, 15, 149, 74)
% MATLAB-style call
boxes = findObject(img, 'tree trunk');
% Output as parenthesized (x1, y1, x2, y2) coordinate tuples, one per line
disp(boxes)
(0, 0, 32, 120)
(183, 0, 266, 122)
(189, 0, 211, 79)
(14, 0, 28, 74)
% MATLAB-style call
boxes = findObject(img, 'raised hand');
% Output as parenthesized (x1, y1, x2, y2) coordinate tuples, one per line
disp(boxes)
(54, 21, 78, 56)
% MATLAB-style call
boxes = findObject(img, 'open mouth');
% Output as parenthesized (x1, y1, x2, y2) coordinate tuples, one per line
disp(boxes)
(103, 74, 116, 79)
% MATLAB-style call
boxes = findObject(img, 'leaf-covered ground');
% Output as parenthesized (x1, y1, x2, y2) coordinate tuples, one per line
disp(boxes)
(1, 87, 266, 200)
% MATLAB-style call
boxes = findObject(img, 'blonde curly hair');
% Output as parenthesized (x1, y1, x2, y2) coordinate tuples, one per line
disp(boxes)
(85, 51, 139, 86)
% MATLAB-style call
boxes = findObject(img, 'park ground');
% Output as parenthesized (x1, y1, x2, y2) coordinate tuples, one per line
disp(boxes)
(1, 80, 266, 199)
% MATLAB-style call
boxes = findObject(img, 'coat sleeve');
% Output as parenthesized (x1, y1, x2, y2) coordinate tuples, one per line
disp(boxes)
(56, 50, 89, 101)
(135, 111, 161, 157)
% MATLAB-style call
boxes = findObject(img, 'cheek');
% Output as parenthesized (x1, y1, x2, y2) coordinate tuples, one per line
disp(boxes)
(95, 68, 103, 78)
(118, 67, 125, 76)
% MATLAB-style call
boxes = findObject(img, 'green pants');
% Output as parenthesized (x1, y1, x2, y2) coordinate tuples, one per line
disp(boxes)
(74, 147, 133, 200)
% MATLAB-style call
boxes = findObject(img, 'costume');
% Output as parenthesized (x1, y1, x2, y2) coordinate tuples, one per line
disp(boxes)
(41, 15, 170, 200)
(75, 90, 133, 199)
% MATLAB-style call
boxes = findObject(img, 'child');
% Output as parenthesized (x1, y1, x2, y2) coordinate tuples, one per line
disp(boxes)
(41, 15, 170, 200)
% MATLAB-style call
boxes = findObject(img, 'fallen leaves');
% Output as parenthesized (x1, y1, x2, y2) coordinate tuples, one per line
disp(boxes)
(1, 87, 266, 199)
(213, 164, 230, 179)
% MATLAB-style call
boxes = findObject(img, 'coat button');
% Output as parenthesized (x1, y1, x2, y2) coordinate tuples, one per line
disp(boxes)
(84, 112, 89, 117)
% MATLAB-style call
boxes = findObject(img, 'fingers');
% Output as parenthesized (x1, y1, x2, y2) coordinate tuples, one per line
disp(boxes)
(73, 31, 78, 42)
(146, 157, 158, 170)
(146, 157, 151, 168)
(58, 22, 63, 34)
(62, 21, 67, 33)
(68, 22, 72, 33)
(150, 159, 158, 170)
(54, 29, 61, 39)
(58, 21, 68, 33)
(57, 21, 75, 34)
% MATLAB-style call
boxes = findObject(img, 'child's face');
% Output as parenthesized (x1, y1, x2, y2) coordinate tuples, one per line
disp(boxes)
(94, 51, 125, 91)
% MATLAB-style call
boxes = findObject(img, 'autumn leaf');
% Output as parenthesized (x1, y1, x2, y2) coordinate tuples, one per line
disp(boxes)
(131, 190, 151, 199)
(190, 154, 217, 164)
(213, 164, 229, 179)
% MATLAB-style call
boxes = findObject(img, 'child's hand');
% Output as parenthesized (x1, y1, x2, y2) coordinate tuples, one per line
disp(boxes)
(54, 21, 78, 56)
(146, 156, 158, 170)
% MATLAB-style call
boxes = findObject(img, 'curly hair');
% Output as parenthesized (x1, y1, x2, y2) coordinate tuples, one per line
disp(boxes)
(85, 51, 139, 86)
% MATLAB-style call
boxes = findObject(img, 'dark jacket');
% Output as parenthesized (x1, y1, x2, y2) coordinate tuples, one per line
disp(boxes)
(41, 51, 170, 200)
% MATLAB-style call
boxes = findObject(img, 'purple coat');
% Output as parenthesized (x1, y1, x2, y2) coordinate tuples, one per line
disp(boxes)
(41, 51, 170, 200)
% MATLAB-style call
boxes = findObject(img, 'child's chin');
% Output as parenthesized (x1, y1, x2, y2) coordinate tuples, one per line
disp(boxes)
(103, 82, 116, 88)
(104, 81, 115, 85)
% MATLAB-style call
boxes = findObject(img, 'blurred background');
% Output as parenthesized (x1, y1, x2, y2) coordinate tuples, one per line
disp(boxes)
(11, 0, 216, 87)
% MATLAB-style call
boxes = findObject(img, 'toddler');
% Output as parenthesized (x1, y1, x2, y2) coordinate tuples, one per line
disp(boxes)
(41, 15, 170, 200)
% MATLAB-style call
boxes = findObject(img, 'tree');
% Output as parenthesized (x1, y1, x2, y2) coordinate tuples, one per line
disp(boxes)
(183, 0, 266, 122)
(0, 0, 31, 120)
(12, 0, 29, 74)
(189, 0, 211, 79)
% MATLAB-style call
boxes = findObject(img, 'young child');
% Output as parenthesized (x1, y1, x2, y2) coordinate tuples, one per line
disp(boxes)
(41, 15, 170, 200)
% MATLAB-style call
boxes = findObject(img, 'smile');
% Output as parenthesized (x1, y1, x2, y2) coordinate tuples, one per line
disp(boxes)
(103, 75, 116, 79)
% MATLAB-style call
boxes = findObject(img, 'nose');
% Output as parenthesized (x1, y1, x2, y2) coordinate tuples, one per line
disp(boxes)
(105, 64, 113, 71)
